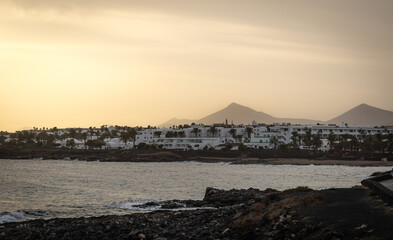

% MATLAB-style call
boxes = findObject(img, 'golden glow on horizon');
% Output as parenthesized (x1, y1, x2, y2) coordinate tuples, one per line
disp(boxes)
(1, 1, 393, 131)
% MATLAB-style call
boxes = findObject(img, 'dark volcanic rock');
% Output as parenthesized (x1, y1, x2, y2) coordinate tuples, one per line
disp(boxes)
(1, 187, 393, 239)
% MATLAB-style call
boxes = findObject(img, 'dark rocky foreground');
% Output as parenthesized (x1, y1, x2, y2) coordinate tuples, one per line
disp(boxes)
(1, 186, 393, 240)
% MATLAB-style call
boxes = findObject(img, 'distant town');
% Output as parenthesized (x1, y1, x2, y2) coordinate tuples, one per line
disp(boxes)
(1, 121, 392, 155)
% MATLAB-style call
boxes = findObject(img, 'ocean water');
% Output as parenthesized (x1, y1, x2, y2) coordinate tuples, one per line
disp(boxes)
(0, 159, 391, 224)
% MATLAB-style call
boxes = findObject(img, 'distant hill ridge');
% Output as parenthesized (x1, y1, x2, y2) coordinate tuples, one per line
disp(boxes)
(159, 103, 393, 127)
(327, 103, 393, 126)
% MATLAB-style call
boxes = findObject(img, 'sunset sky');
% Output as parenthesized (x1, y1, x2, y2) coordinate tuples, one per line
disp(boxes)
(1, 0, 393, 131)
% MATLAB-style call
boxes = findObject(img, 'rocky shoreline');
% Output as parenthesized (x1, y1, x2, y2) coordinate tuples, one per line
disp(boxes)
(1, 186, 393, 239)
(1, 149, 392, 166)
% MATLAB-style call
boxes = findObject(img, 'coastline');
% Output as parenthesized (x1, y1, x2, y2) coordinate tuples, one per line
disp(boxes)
(1, 148, 393, 166)
(1, 186, 393, 239)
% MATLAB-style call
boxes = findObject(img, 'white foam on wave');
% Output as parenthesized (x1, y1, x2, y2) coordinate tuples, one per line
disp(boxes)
(217, 161, 231, 166)
(167, 206, 216, 211)
(108, 200, 161, 211)
(0, 212, 25, 224)
(108, 200, 217, 212)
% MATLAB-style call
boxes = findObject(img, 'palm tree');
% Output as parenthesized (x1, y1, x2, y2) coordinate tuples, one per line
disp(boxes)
(298, 134, 303, 147)
(229, 128, 237, 140)
(80, 132, 88, 149)
(178, 131, 185, 138)
(375, 134, 385, 154)
(120, 131, 130, 148)
(111, 129, 119, 138)
(245, 127, 253, 139)
(127, 128, 137, 149)
(358, 129, 367, 150)
(385, 133, 393, 155)
(154, 131, 162, 138)
(0, 134, 6, 147)
(68, 128, 77, 145)
(270, 136, 279, 150)
(191, 128, 200, 138)
(302, 128, 312, 151)
(35, 131, 46, 148)
(312, 133, 322, 151)
(290, 131, 299, 146)
(88, 127, 95, 140)
(66, 139, 76, 149)
(208, 126, 218, 137)
(363, 135, 377, 157)
(327, 132, 336, 150)
(236, 135, 243, 143)
(165, 131, 173, 138)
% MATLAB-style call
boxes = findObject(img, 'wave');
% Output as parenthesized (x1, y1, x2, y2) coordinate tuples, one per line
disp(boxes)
(108, 200, 162, 211)
(0, 211, 25, 224)
(108, 200, 215, 212)
(217, 161, 232, 166)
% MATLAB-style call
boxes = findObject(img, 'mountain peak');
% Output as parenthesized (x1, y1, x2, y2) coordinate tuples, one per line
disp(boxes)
(226, 102, 244, 108)
(356, 103, 371, 108)
(328, 103, 393, 126)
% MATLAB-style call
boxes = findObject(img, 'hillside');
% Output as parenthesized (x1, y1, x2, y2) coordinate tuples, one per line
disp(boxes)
(159, 103, 319, 127)
(327, 103, 393, 126)
(196, 103, 275, 125)
(159, 102, 393, 127)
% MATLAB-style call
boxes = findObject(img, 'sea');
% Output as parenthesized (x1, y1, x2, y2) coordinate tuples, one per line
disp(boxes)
(0, 159, 391, 224)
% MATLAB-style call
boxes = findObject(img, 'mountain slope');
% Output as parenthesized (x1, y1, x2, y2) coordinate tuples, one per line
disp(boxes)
(159, 103, 319, 127)
(197, 103, 275, 125)
(159, 118, 194, 128)
(159, 103, 393, 127)
(327, 103, 393, 126)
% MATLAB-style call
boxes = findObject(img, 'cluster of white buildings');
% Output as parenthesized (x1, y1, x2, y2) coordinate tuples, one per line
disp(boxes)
(135, 123, 393, 151)
(2, 123, 392, 151)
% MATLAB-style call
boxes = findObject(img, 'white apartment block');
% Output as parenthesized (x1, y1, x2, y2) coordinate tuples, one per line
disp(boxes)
(134, 123, 393, 150)
(2, 123, 392, 150)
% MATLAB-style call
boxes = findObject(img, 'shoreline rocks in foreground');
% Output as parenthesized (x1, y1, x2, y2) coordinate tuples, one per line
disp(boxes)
(1, 185, 393, 240)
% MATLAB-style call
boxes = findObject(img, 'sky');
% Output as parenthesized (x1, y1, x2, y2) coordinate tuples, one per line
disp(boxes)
(1, 0, 393, 131)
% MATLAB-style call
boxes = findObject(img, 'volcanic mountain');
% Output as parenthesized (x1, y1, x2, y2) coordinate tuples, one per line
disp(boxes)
(327, 103, 393, 126)
(159, 103, 319, 127)
(159, 103, 393, 127)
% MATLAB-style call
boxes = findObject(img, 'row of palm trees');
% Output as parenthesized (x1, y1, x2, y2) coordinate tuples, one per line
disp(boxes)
(0, 126, 139, 149)
(286, 128, 393, 155)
